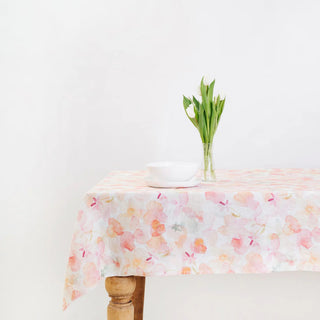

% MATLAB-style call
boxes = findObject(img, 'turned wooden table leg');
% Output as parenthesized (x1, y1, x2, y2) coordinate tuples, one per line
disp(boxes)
(133, 276, 145, 320)
(105, 276, 136, 320)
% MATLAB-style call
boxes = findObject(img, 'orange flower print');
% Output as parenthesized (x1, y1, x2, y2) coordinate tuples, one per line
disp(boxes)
(193, 238, 207, 254)
(234, 192, 254, 204)
(144, 201, 167, 225)
(107, 218, 124, 237)
(283, 215, 301, 234)
(231, 237, 247, 255)
(175, 233, 187, 248)
(219, 254, 229, 262)
(181, 266, 191, 274)
(127, 207, 135, 216)
(71, 290, 81, 301)
(305, 205, 320, 215)
(83, 262, 100, 288)
(62, 298, 68, 311)
(68, 255, 80, 272)
(120, 232, 135, 251)
(151, 219, 165, 237)
(147, 236, 169, 254)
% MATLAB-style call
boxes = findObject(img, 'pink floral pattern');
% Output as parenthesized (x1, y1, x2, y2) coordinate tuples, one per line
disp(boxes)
(63, 169, 320, 310)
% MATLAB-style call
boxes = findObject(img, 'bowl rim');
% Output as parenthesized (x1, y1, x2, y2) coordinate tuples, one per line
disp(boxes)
(146, 161, 199, 169)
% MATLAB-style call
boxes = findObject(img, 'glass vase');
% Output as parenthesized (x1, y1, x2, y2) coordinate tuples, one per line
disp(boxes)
(202, 143, 216, 181)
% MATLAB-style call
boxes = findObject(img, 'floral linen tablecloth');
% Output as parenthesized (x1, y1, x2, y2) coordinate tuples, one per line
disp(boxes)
(63, 169, 320, 310)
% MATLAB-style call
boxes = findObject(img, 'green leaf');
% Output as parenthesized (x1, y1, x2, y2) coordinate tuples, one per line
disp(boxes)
(183, 95, 191, 110)
(208, 80, 215, 103)
(217, 98, 225, 124)
(200, 77, 210, 129)
(192, 96, 200, 112)
(199, 104, 209, 143)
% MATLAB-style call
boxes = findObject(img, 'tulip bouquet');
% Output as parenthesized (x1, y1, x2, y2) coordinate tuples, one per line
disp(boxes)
(183, 78, 225, 181)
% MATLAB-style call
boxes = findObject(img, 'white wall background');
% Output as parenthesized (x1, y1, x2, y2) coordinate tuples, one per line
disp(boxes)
(1, 0, 320, 319)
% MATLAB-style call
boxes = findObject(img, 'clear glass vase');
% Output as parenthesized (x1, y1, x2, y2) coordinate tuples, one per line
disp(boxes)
(202, 143, 216, 181)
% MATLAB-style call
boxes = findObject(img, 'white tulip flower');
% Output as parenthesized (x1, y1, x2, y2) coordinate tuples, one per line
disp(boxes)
(186, 105, 195, 118)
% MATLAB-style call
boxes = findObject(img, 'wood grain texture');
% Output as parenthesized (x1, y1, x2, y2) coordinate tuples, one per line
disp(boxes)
(105, 276, 136, 320)
(133, 277, 145, 320)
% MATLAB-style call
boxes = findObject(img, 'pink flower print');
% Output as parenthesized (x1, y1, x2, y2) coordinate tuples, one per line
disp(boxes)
(120, 232, 135, 251)
(151, 220, 165, 237)
(243, 253, 266, 273)
(86, 195, 97, 208)
(151, 264, 167, 275)
(270, 233, 280, 251)
(91, 197, 97, 207)
(219, 215, 249, 236)
(234, 192, 259, 210)
(183, 207, 203, 222)
(107, 218, 124, 237)
(130, 216, 139, 230)
(83, 262, 100, 288)
(312, 227, 320, 242)
(68, 255, 80, 272)
(144, 201, 167, 225)
(219, 200, 229, 206)
(171, 193, 190, 217)
(231, 237, 247, 255)
(96, 237, 105, 258)
(134, 228, 148, 244)
(199, 263, 213, 274)
(78, 213, 93, 233)
(205, 191, 225, 204)
(77, 210, 84, 222)
(283, 215, 301, 234)
(193, 238, 207, 254)
(178, 192, 189, 206)
(264, 193, 275, 202)
(156, 193, 168, 205)
(184, 251, 196, 264)
(298, 229, 312, 249)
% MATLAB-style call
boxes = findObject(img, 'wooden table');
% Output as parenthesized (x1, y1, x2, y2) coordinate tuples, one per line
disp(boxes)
(105, 276, 145, 320)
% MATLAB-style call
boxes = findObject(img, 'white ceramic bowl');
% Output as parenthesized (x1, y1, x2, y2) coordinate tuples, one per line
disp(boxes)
(146, 161, 200, 182)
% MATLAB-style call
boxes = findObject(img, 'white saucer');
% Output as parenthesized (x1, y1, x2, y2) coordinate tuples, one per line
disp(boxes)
(145, 176, 201, 188)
